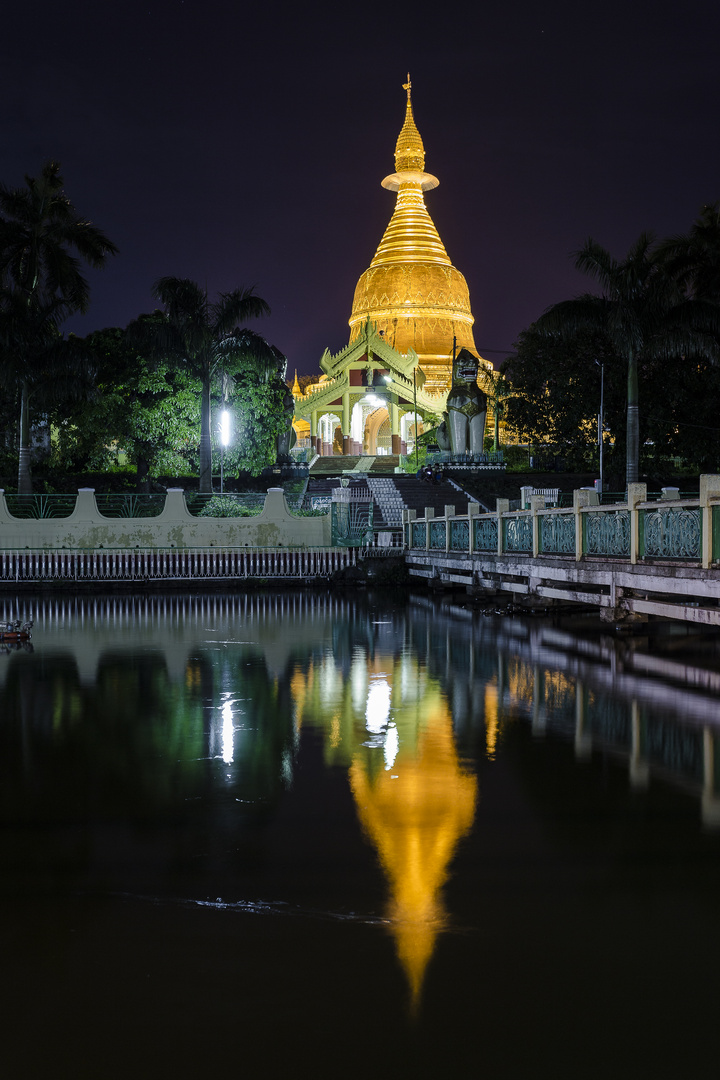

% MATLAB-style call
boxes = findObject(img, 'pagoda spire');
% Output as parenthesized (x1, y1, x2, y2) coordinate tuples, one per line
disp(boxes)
(370, 76, 447, 269)
(348, 78, 483, 392)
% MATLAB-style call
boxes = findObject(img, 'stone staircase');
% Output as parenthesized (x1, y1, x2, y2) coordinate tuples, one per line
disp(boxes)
(366, 477, 407, 528)
(302, 472, 478, 531)
(308, 454, 400, 477)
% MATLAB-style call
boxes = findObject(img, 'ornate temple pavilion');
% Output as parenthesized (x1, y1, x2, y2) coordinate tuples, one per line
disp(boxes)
(293, 78, 487, 455)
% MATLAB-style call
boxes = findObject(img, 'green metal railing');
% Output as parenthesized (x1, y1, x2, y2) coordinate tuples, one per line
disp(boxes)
(403, 482, 720, 568)
(540, 513, 575, 554)
(584, 510, 631, 557)
(641, 507, 701, 559)
(3, 494, 77, 519)
(95, 494, 166, 518)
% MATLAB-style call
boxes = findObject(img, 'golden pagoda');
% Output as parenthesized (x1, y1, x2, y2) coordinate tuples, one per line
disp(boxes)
(349, 77, 484, 393)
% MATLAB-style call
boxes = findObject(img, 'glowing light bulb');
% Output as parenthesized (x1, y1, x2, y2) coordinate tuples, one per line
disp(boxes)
(220, 409, 231, 447)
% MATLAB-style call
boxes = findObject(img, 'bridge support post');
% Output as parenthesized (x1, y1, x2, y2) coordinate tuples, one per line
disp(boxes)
(425, 507, 434, 551)
(627, 483, 646, 565)
(496, 499, 509, 555)
(699, 475, 720, 569)
(468, 502, 479, 554)
(573, 488, 594, 560)
(529, 496, 544, 556)
(444, 505, 455, 552)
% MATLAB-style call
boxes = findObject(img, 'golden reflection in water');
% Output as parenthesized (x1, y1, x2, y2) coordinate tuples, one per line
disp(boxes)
(484, 683, 499, 760)
(349, 699, 477, 1012)
(290, 649, 478, 1010)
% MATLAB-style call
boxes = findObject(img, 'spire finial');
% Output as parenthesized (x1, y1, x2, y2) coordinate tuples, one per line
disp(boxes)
(403, 73, 411, 105)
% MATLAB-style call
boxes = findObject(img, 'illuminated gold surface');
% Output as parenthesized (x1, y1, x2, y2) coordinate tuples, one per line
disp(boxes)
(349, 701, 477, 1012)
(349, 77, 482, 392)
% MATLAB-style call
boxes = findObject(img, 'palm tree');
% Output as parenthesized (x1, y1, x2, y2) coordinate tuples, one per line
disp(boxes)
(656, 203, 720, 301)
(141, 278, 270, 492)
(0, 161, 118, 492)
(535, 233, 720, 485)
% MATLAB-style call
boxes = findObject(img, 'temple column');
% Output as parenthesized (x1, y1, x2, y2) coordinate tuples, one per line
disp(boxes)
(322, 416, 333, 456)
(342, 392, 351, 455)
(390, 402, 402, 455)
(311, 410, 318, 454)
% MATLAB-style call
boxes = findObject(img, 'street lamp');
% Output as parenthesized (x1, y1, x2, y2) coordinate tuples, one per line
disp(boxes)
(596, 360, 604, 495)
(220, 409, 231, 494)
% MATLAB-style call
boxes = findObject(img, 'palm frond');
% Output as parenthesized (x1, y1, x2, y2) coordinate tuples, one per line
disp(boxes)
(212, 287, 270, 335)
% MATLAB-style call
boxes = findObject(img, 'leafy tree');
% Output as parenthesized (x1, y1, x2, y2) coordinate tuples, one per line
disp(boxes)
(54, 326, 200, 489)
(502, 327, 624, 471)
(131, 279, 270, 492)
(534, 233, 720, 484)
(0, 162, 117, 492)
(221, 332, 293, 476)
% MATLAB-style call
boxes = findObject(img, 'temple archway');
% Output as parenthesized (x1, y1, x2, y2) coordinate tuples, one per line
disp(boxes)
(365, 408, 390, 455)
(318, 412, 341, 456)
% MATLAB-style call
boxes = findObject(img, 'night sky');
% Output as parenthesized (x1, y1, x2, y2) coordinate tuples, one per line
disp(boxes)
(4, 0, 719, 374)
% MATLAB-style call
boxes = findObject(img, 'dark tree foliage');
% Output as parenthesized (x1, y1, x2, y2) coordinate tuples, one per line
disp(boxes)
(526, 230, 720, 483)
(217, 330, 293, 477)
(502, 327, 625, 473)
(130, 279, 271, 492)
(54, 325, 201, 490)
(656, 202, 720, 302)
(0, 162, 117, 492)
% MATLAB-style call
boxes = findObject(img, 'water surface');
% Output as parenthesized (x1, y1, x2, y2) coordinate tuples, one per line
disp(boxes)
(2, 591, 720, 1079)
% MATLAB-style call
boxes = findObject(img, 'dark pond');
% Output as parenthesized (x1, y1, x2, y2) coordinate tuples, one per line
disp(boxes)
(2, 590, 720, 1079)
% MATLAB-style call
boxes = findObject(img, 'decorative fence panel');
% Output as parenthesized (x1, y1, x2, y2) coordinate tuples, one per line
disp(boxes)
(540, 513, 575, 555)
(94, 494, 166, 518)
(504, 515, 532, 553)
(642, 508, 701, 559)
(584, 510, 631, 557)
(3, 494, 77, 519)
(331, 498, 373, 547)
(410, 521, 427, 549)
(429, 521, 446, 550)
(473, 518, 498, 552)
(450, 520, 470, 552)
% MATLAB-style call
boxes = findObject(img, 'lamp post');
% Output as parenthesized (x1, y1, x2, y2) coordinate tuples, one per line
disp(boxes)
(220, 409, 230, 494)
(596, 360, 604, 495)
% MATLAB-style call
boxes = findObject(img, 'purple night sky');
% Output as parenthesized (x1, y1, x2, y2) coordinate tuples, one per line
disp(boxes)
(3, 0, 719, 373)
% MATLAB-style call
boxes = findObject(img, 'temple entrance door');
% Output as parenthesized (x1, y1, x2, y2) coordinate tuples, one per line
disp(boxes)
(365, 408, 390, 455)
(318, 412, 341, 456)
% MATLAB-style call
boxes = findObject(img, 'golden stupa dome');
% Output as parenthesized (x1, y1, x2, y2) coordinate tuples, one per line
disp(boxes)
(349, 77, 481, 393)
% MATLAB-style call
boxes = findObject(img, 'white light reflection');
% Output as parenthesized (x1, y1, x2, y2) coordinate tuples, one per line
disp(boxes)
(351, 650, 368, 714)
(365, 679, 391, 734)
(384, 722, 399, 770)
(221, 701, 234, 763)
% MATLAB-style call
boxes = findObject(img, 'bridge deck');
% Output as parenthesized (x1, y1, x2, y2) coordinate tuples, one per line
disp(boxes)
(406, 550, 720, 625)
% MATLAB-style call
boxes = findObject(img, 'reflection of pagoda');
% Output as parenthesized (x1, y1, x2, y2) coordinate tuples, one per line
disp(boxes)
(348, 77, 486, 394)
(349, 701, 477, 1011)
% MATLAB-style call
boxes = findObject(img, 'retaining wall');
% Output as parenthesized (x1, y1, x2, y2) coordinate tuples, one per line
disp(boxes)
(0, 487, 331, 550)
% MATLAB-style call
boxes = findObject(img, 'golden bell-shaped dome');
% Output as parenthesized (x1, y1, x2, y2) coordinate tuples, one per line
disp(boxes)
(349, 77, 481, 393)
